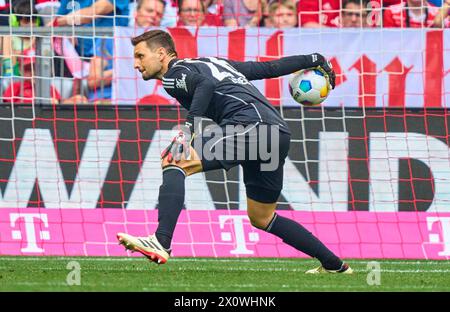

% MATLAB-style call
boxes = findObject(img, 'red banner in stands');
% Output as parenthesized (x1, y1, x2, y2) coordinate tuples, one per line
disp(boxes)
(113, 27, 449, 107)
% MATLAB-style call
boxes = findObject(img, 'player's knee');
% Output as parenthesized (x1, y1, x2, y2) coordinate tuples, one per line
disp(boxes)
(160, 147, 203, 176)
(248, 214, 265, 229)
(247, 213, 260, 228)
(247, 198, 277, 230)
(161, 159, 203, 177)
(247, 213, 274, 230)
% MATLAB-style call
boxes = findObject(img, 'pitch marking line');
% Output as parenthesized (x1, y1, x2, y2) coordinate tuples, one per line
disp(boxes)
(1, 256, 450, 264)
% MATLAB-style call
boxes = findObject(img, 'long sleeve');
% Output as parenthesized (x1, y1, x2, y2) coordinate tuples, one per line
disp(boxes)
(163, 67, 216, 129)
(227, 54, 324, 81)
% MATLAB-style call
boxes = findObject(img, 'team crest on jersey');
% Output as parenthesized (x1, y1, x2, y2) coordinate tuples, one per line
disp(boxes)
(176, 74, 188, 92)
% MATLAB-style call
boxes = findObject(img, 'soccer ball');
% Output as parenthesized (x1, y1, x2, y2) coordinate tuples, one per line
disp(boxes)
(288, 69, 330, 106)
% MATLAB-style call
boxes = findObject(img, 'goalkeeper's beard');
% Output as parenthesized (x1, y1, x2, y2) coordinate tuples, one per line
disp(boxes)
(140, 67, 161, 80)
(142, 71, 157, 80)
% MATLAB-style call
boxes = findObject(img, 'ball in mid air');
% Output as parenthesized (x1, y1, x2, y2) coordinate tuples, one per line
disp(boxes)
(288, 69, 331, 106)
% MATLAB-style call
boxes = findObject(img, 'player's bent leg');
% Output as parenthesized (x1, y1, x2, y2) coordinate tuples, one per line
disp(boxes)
(246, 198, 277, 229)
(156, 146, 203, 253)
(245, 185, 280, 229)
(117, 168, 180, 264)
(118, 146, 204, 264)
(245, 186, 352, 274)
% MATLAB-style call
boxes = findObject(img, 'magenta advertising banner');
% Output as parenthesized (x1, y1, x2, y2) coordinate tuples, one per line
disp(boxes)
(1, 209, 449, 259)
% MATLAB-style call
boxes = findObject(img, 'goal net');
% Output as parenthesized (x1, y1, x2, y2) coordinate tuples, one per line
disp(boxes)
(0, 0, 449, 259)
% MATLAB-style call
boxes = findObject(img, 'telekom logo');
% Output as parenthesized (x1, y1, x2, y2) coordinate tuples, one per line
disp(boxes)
(219, 215, 259, 255)
(427, 217, 450, 256)
(10, 213, 50, 253)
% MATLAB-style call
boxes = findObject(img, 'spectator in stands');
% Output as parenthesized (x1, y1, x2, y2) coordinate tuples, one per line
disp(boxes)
(341, 0, 368, 27)
(133, 0, 166, 27)
(298, 0, 345, 28)
(202, 0, 224, 25)
(223, 0, 267, 27)
(383, 0, 450, 27)
(1, 0, 87, 104)
(86, 38, 113, 104)
(50, 0, 129, 57)
(203, 0, 222, 15)
(263, 0, 297, 28)
(178, 0, 206, 26)
(298, 0, 401, 28)
(90, 0, 165, 105)
(129, 0, 177, 27)
(0, 0, 56, 22)
(35, 0, 61, 25)
(432, 0, 450, 28)
(178, 0, 222, 26)
(160, 0, 178, 27)
(0, 0, 11, 26)
(1, 0, 40, 78)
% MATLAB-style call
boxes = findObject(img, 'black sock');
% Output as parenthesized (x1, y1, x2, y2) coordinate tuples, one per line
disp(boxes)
(155, 168, 185, 250)
(266, 214, 343, 270)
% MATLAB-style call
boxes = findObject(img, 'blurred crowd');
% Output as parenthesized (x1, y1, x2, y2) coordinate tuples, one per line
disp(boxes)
(0, 0, 449, 104)
(2, 0, 450, 29)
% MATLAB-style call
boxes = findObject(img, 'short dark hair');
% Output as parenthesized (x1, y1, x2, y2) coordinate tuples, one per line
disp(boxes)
(131, 30, 178, 57)
(342, 0, 369, 9)
(14, 0, 38, 21)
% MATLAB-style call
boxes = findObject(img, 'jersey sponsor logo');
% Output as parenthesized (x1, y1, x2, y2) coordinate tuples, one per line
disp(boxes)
(229, 76, 250, 85)
(176, 73, 188, 92)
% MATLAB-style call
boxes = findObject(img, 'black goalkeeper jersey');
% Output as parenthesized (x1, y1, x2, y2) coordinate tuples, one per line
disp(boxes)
(161, 55, 322, 135)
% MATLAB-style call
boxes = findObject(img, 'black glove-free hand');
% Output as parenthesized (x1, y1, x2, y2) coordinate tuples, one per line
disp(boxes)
(307, 53, 336, 89)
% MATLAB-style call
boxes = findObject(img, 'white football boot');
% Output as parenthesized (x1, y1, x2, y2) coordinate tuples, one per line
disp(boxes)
(305, 262, 354, 274)
(117, 233, 171, 264)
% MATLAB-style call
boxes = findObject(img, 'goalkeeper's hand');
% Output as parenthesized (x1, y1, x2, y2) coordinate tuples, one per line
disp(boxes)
(307, 53, 336, 90)
(161, 123, 195, 163)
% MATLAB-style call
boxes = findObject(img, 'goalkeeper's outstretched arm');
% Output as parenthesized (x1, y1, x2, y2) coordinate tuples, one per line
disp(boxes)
(227, 54, 335, 88)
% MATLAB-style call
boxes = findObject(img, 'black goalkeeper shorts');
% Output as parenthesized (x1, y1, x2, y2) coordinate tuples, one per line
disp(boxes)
(192, 122, 291, 203)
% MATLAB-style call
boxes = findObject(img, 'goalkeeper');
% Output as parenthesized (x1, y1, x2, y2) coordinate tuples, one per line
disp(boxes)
(118, 30, 352, 274)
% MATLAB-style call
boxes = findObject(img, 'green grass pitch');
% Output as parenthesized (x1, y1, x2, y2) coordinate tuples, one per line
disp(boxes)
(1, 257, 449, 292)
